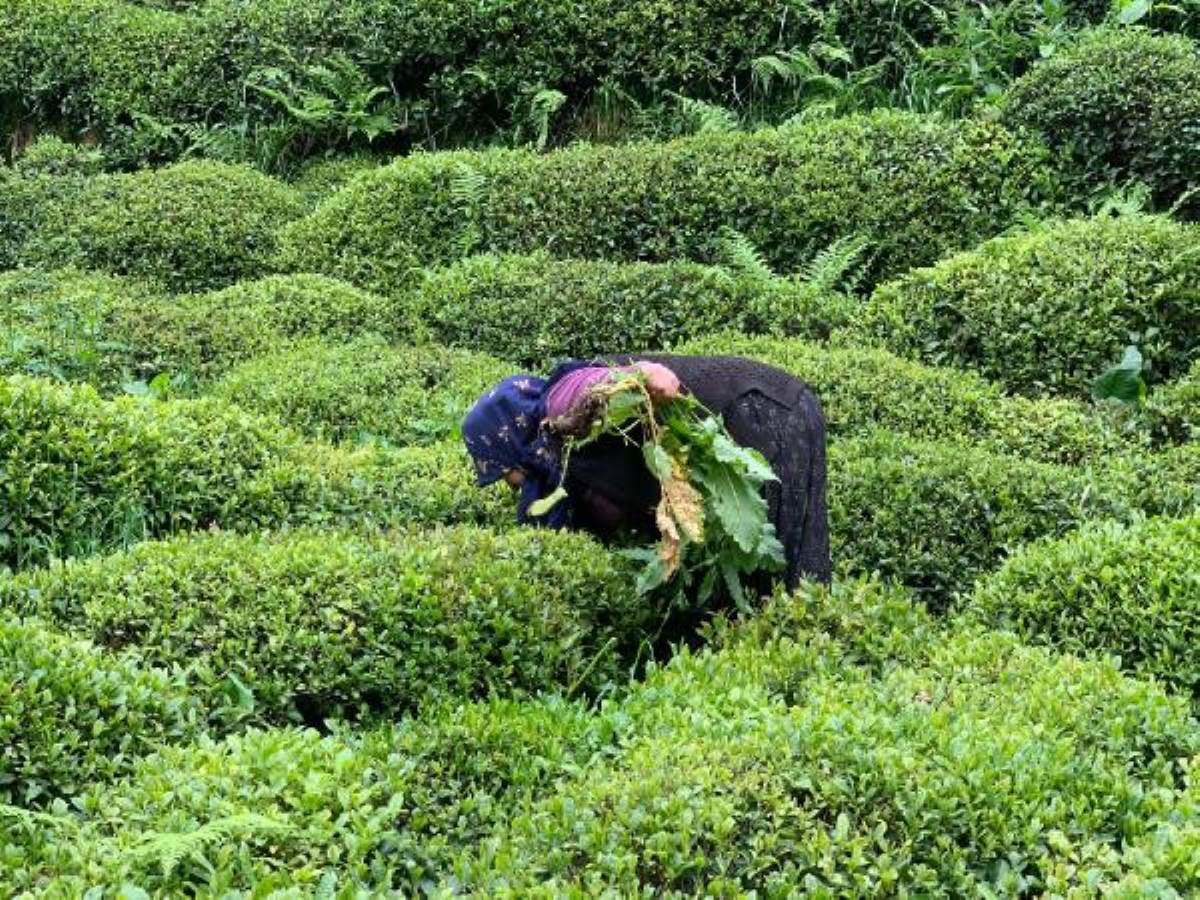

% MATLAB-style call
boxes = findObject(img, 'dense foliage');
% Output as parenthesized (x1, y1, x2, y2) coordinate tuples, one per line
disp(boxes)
(964, 515, 1200, 693)
(678, 332, 1137, 464)
(278, 113, 1058, 295)
(863, 214, 1200, 396)
(209, 338, 510, 445)
(1003, 28, 1200, 212)
(0, 527, 640, 724)
(0, 613, 203, 807)
(1, 160, 302, 291)
(827, 431, 1130, 608)
(410, 253, 850, 366)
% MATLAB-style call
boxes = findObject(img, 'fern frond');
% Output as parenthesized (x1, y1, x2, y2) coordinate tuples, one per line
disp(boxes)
(797, 234, 872, 293)
(667, 93, 739, 135)
(118, 813, 292, 879)
(450, 162, 488, 258)
(716, 227, 778, 285)
(527, 88, 567, 151)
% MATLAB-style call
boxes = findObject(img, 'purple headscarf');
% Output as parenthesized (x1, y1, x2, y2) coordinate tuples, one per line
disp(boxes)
(461, 373, 572, 527)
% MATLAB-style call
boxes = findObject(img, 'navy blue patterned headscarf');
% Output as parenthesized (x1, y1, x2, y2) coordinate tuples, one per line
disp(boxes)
(462, 373, 572, 527)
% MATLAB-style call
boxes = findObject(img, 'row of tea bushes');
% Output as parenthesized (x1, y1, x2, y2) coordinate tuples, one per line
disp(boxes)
(209, 337, 510, 446)
(827, 431, 1131, 608)
(408, 252, 852, 367)
(0, 0, 983, 165)
(0, 614, 204, 808)
(0, 375, 509, 571)
(0, 160, 303, 291)
(863, 213, 1200, 398)
(9, 582, 1198, 894)
(6, 371, 1181, 605)
(677, 333, 1138, 465)
(0, 270, 414, 391)
(1002, 28, 1200, 215)
(963, 514, 1200, 695)
(278, 113, 1058, 294)
(0, 526, 642, 726)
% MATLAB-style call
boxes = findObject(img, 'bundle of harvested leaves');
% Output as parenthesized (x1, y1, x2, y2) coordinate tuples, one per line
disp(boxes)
(537, 371, 784, 608)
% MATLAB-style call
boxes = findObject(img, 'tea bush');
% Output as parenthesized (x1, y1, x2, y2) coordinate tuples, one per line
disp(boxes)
(0, 697, 612, 895)
(9, 160, 303, 291)
(0, 0, 963, 166)
(0, 376, 507, 571)
(410, 253, 851, 367)
(676, 333, 1135, 464)
(1148, 359, 1200, 444)
(231, 440, 513, 533)
(0, 526, 641, 724)
(0, 375, 293, 571)
(828, 430, 1130, 608)
(964, 515, 1200, 693)
(0, 268, 158, 389)
(864, 215, 1200, 396)
(1002, 28, 1200, 211)
(278, 113, 1057, 295)
(0, 613, 202, 808)
(209, 338, 509, 445)
(1112, 444, 1200, 519)
(453, 628, 1199, 895)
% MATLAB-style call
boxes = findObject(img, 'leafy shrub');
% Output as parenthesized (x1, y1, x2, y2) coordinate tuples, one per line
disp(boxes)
(1147, 359, 1200, 444)
(290, 154, 382, 208)
(863, 214, 1200, 396)
(963, 514, 1200, 694)
(3, 693, 614, 895)
(0, 0, 963, 166)
(0, 268, 158, 389)
(278, 113, 1057, 295)
(0, 526, 641, 724)
(230, 440, 513, 533)
(11, 134, 106, 176)
(0, 270, 407, 391)
(452, 627, 1199, 895)
(0, 375, 294, 571)
(410, 253, 850, 367)
(1104, 443, 1200, 520)
(829, 430, 1131, 608)
(209, 338, 509, 446)
(0, 375, 511, 570)
(12, 160, 303, 291)
(0, 613, 202, 807)
(1002, 28, 1200, 211)
(677, 332, 1135, 464)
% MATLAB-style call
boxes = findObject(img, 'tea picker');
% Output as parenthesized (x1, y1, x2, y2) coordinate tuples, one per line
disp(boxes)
(462, 355, 830, 606)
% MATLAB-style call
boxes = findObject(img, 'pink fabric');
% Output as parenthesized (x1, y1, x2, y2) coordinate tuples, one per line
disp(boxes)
(544, 366, 613, 418)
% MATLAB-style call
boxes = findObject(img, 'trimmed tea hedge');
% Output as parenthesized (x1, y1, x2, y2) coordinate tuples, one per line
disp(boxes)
(231, 440, 513, 533)
(120, 273, 411, 384)
(0, 613, 202, 808)
(1002, 28, 1200, 211)
(410, 253, 851, 366)
(1148, 359, 1200, 444)
(209, 338, 509, 446)
(0, 376, 509, 571)
(677, 332, 1135, 464)
(7, 160, 303, 291)
(864, 214, 1200, 396)
(278, 113, 1058, 295)
(0, 526, 641, 724)
(0, 268, 158, 389)
(454, 627, 1198, 895)
(963, 514, 1200, 693)
(0, 375, 293, 571)
(0, 0, 961, 165)
(829, 430, 1130, 608)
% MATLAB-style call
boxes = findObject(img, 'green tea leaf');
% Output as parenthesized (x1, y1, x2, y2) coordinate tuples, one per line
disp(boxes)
(528, 486, 568, 517)
(642, 441, 674, 481)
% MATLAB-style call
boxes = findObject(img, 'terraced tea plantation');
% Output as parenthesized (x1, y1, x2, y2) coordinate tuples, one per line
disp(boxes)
(2, 1, 1199, 895)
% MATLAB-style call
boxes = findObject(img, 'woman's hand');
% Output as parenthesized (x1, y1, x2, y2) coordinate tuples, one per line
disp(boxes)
(636, 362, 681, 403)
